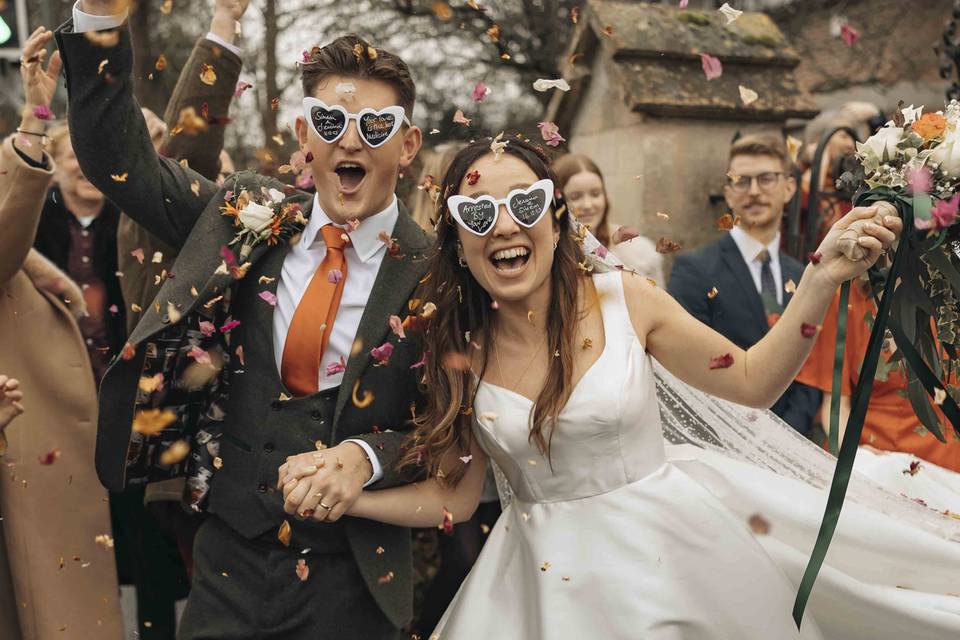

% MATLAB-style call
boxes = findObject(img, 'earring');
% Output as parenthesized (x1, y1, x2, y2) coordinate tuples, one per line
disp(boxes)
(457, 242, 468, 268)
(553, 240, 558, 250)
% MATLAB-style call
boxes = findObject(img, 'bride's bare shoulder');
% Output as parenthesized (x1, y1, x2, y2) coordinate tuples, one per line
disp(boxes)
(619, 270, 672, 343)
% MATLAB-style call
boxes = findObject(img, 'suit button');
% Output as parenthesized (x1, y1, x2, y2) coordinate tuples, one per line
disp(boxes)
(264, 443, 274, 453)
(161, 314, 170, 324)
(257, 483, 268, 493)
(311, 410, 323, 421)
(271, 401, 282, 411)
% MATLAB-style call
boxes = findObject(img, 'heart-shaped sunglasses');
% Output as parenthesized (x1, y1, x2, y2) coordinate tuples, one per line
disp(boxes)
(302, 97, 411, 149)
(447, 179, 555, 236)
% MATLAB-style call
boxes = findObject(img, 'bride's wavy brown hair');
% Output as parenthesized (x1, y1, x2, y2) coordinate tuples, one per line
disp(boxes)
(399, 137, 587, 487)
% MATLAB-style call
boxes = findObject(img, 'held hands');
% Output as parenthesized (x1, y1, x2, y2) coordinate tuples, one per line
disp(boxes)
(20, 27, 61, 114)
(277, 441, 373, 524)
(0, 376, 24, 432)
(813, 202, 901, 287)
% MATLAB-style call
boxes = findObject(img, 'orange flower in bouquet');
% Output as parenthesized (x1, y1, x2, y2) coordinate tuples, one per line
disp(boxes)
(911, 112, 947, 143)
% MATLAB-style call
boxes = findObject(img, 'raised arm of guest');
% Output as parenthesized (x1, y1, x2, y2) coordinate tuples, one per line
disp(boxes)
(53, 4, 219, 250)
(0, 28, 58, 285)
(161, 0, 248, 180)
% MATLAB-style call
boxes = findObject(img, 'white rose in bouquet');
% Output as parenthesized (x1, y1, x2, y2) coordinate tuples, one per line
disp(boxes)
(857, 126, 903, 163)
(238, 201, 276, 233)
(930, 127, 960, 176)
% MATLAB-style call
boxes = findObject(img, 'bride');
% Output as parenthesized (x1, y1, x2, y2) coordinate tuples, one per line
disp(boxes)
(282, 138, 960, 638)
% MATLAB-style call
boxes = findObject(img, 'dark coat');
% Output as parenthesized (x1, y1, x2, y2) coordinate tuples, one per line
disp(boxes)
(667, 233, 822, 437)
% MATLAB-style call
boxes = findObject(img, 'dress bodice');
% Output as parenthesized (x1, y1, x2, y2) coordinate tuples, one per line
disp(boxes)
(472, 271, 666, 503)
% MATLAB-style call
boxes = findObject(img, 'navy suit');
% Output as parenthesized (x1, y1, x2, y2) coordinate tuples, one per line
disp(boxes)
(667, 234, 821, 437)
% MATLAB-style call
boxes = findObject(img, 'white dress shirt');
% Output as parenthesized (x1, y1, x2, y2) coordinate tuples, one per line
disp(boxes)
(72, 1, 242, 57)
(728, 226, 784, 306)
(73, 2, 387, 483)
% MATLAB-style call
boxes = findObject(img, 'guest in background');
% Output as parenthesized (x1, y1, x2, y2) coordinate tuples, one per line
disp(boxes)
(797, 277, 960, 472)
(0, 27, 124, 638)
(31, 121, 125, 383)
(553, 153, 664, 284)
(668, 133, 822, 438)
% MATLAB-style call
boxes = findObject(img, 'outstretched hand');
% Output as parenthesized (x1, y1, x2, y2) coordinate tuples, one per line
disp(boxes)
(20, 27, 61, 113)
(813, 202, 901, 287)
(215, 0, 251, 21)
(0, 376, 24, 433)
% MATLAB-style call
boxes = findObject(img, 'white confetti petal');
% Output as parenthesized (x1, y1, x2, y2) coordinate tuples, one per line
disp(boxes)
(718, 3, 743, 25)
(738, 85, 758, 106)
(533, 78, 571, 92)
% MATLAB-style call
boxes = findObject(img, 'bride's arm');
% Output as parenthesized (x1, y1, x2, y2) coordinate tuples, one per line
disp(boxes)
(345, 439, 489, 528)
(628, 203, 900, 409)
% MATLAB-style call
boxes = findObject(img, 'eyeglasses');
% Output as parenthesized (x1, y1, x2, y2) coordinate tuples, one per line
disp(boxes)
(727, 172, 784, 193)
(302, 97, 411, 149)
(447, 179, 555, 236)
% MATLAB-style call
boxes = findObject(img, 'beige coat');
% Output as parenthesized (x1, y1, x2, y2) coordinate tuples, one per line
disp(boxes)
(0, 135, 124, 639)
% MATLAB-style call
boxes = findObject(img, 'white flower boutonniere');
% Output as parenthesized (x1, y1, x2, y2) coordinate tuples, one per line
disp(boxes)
(220, 186, 306, 264)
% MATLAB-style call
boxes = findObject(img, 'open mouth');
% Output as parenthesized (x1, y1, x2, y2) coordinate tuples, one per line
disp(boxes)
(334, 161, 367, 193)
(490, 246, 531, 273)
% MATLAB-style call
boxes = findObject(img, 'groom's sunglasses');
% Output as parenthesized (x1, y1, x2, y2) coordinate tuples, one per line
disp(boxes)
(447, 179, 555, 236)
(302, 97, 411, 149)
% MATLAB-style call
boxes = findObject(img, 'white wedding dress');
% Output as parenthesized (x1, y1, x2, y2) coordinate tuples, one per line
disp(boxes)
(431, 271, 960, 639)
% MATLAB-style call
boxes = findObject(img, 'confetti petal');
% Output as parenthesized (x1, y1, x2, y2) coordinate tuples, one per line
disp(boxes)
(533, 78, 571, 92)
(738, 85, 758, 106)
(709, 353, 734, 369)
(699, 53, 722, 81)
(718, 3, 743, 25)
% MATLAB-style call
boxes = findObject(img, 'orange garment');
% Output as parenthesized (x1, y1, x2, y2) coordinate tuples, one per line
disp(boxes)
(797, 283, 960, 472)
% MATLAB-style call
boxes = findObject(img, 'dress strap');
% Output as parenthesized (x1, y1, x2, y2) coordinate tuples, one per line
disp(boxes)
(591, 271, 637, 347)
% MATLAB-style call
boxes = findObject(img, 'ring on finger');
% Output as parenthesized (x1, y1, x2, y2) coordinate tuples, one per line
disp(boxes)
(319, 502, 333, 511)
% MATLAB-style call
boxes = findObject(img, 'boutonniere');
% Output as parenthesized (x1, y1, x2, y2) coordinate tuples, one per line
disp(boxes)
(220, 187, 307, 263)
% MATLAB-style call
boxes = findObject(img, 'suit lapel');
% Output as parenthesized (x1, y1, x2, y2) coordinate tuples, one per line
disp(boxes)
(126, 186, 312, 348)
(333, 208, 430, 432)
(719, 234, 767, 330)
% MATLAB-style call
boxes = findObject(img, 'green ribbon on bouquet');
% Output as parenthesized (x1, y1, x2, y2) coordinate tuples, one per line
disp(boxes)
(792, 189, 960, 627)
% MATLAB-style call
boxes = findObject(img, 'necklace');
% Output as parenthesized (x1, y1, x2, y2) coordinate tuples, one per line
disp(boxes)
(492, 329, 546, 393)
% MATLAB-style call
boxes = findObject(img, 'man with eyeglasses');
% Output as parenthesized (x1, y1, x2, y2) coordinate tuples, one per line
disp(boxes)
(668, 133, 822, 438)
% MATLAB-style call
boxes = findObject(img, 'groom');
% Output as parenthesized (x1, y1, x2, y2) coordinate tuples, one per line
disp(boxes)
(57, 2, 429, 638)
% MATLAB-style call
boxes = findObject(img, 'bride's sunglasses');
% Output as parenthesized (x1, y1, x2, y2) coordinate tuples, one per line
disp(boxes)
(302, 97, 411, 149)
(447, 179, 555, 236)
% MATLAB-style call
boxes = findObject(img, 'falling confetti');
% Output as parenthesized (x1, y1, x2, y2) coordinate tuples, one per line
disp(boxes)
(533, 78, 571, 92)
(738, 85, 758, 106)
(200, 63, 217, 86)
(278, 520, 292, 547)
(699, 53, 722, 81)
(748, 513, 771, 534)
(296, 559, 310, 581)
(708, 353, 735, 369)
(472, 81, 491, 102)
(718, 3, 743, 25)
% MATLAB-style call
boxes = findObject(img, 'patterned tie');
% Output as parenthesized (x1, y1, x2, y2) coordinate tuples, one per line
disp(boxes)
(756, 249, 781, 315)
(281, 224, 349, 396)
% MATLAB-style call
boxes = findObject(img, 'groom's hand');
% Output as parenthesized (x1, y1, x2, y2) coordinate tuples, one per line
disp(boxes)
(278, 442, 373, 523)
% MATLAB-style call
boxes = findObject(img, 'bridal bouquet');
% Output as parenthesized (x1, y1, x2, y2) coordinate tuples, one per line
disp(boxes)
(847, 100, 960, 410)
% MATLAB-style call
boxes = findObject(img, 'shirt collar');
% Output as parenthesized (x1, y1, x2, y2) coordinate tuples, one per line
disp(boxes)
(729, 225, 780, 264)
(305, 193, 399, 263)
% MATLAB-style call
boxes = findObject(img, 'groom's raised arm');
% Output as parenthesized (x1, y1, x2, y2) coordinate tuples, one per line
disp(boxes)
(54, 1, 219, 249)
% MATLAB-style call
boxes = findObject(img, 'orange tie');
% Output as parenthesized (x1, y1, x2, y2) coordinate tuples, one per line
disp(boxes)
(281, 224, 349, 396)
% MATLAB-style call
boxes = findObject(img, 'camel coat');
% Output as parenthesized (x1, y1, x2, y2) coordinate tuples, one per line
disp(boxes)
(0, 134, 124, 639)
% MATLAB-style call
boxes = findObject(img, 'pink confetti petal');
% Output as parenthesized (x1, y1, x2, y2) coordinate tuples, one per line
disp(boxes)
(188, 346, 211, 365)
(388, 315, 406, 340)
(409, 351, 428, 369)
(840, 23, 859, 46)
(325, 357, 347, 376)
(537, 121, 566, 147)
(370, 342, 394, 365)
(327, 269, 344, 284)
(131, 248, 145, 265)
(108, 304, 119, 314)
(220, 319, 241, 333)
(234, 81, 253, 98)
(472, 81, 490, 102)
(199, 321, 216, 337)
(708, 353, 734, 369)
(258, 290, 278, 306)
(32, 105, 53, 121)
(220, 245, 237, 268)
(700, 53, 723, 81)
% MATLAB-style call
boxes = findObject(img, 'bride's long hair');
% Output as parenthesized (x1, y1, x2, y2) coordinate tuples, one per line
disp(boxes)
(399, 137, 587, 486)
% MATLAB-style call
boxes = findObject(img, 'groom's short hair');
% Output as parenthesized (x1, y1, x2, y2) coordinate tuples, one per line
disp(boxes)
(301, 35, 416, 118)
